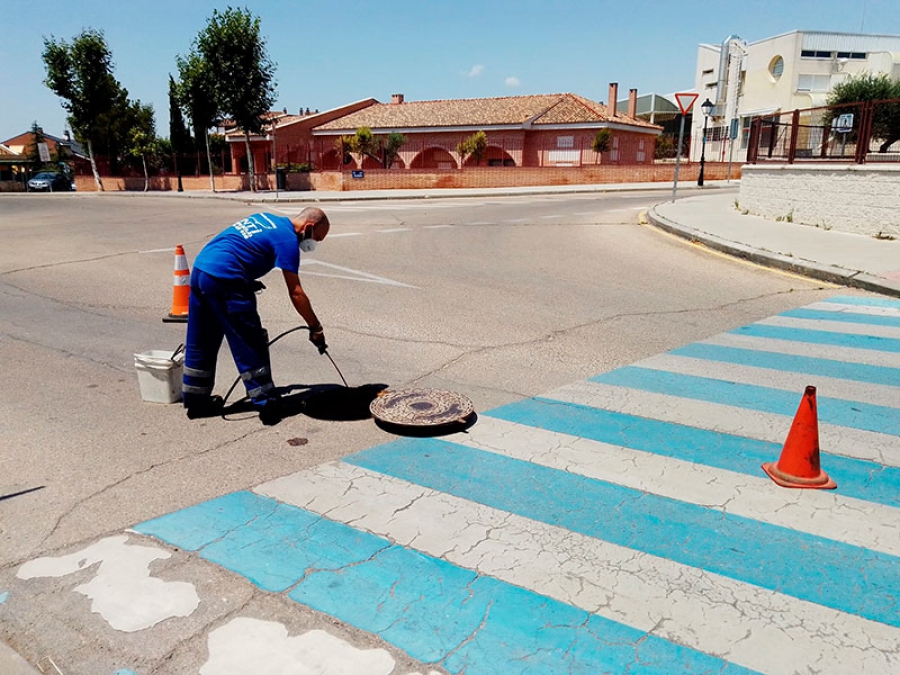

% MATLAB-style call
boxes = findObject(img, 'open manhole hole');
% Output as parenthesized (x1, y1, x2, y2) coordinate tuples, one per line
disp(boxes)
(370, 388, 475, 430)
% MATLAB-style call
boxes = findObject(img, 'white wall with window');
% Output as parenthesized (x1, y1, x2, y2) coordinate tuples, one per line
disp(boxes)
(691, 30, 900, 163)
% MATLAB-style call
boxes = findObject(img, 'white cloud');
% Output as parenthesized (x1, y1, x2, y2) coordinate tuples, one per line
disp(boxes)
(505, 76, 521, 87)
(468, 64, 484, 77)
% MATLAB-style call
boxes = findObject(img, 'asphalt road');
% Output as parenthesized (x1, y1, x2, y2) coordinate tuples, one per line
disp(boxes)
(0, 189, 846, 673)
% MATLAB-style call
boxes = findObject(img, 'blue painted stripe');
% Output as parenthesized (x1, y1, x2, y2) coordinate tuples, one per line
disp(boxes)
(781, 307, 900, 328)
(486, 397, 900, 509)
(823, 295, 900, 309)
(136, 491, 390, 592)
(137, 491, 758, 675)
(670, 342, 900, 387)
(731, 323, 900, 353)
(347, 439, 900, 628)
(590, 366, 900, 436)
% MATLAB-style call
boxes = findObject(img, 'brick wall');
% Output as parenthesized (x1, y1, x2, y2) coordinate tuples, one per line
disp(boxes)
(61, 163, 738, 193)
(335, 163, 736, 191)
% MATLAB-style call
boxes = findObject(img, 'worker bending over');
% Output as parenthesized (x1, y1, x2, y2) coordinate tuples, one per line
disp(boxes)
(181, 207, 330, 424)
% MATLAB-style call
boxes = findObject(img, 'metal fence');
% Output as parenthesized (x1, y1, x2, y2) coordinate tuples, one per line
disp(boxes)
(746, 97, 900, 164)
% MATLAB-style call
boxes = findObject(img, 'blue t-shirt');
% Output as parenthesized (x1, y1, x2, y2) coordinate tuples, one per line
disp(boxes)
(194, 213, 300, 281)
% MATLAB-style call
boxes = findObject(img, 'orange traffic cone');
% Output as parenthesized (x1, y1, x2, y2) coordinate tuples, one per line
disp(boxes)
(162, 244, 190, 323)
(762, 385, 836, 489)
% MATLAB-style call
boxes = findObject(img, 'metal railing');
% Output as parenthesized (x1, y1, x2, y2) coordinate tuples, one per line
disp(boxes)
(746, 98, 900, 164)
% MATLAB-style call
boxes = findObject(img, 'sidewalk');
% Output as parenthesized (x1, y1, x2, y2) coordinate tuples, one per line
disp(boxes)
(648, 191, 900, 298)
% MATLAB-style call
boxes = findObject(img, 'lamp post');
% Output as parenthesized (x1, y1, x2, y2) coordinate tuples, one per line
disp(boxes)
(697, 98, 714, 187)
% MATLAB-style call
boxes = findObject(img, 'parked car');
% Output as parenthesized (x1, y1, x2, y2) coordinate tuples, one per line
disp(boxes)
(27, 172, 73, 192)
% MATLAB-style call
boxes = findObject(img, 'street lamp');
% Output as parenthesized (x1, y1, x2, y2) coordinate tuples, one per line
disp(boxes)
(697, 98, 714, 187)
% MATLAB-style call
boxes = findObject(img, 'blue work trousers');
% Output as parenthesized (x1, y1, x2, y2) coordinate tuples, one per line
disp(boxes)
(182, 269, 275, 410)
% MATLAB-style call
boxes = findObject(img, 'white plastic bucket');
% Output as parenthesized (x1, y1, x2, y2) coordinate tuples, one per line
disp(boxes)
(134, 350, 184, 404)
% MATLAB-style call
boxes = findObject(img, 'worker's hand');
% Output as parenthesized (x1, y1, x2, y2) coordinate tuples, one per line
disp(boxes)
(309, 326, 327, 354)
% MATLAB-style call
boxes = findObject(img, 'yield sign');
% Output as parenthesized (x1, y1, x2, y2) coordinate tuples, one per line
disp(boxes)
(674, 92, 699, 116)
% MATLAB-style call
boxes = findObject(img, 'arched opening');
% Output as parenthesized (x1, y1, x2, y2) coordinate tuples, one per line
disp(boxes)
(463, 146, 516, 167)
(410, 147, 458, 169)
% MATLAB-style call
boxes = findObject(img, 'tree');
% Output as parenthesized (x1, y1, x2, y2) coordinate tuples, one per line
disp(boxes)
(381, 132, 407, 168)
(42, 28, 128, 191)
(457, 130, 488, 166)
(176, 51, 219, 190)
(825, 73, 900, 153)
(123, 101, 157, 192)
(592, 129, 613, 155)
(195, 7, 276, 192)
(168, 74, 192, 187)
(346, 127, 380, 166)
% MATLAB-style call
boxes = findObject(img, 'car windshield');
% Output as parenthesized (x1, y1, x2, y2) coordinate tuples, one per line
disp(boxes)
(33, 173, 58, 179)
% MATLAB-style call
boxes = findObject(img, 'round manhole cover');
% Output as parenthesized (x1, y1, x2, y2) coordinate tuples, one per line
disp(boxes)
(370, 388, 475, 427)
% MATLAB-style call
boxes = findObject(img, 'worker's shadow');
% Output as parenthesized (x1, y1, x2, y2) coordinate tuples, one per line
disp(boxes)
(280, 382, 390, 422)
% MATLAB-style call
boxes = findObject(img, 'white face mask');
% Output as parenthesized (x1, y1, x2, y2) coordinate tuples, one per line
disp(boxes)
(299, 238, 316, 253)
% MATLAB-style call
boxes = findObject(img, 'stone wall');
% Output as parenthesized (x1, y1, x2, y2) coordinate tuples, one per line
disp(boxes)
(739, 164, 900, 237)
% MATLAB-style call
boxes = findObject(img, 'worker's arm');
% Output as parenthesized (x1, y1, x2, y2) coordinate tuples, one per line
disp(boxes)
(282, 269, 321, 329)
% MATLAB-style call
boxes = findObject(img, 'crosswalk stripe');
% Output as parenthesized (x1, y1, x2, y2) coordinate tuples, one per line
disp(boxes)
(256, 462, 900, 675)
(438, 415, 900, 553)
(705, 331, 900, 367)
(590, 367, 899, 436)
(536, 382, 900, 467)
(732, 323, 900, 352)
(345, 438, 900, 628)
(781, 307, 900, 328)
(822, 295, 900, 309)
(807, 300, 900, 317)
(666, 342, 900, 389)
(136, 490, 757, 675)
(762, 314, 900, 338)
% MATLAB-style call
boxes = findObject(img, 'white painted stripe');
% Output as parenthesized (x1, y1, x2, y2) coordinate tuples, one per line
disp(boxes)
(805, 301, 900, 318)
(634, 353, 900, 406)
(544, 380, 900, 466)
(139, 248, 174, 254)
(299, 260, 416, 288)
(327, 232, 364, 238)
(376, 228, 411, 234)
(444, 415, 900, 555)
(758, 315, 900, 339)
(539, 214, 565, 219)
(256, 462, 900, 675)
(423, 224, 455, 229)
(503, 218, 529, 223)
(469, 222, 493, 226)
(704, 333, 900, 368)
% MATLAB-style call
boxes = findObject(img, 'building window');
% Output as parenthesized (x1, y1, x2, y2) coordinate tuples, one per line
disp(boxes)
(557, 136, 574, 148)
(769, 55, 784, 80)
(837, 51, 866, 59)
(797, 74, 831, 91)
(801, 50, 832, 59)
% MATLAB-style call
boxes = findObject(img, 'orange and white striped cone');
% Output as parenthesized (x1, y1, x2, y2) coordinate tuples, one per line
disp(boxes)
(162, 244, 190, 323)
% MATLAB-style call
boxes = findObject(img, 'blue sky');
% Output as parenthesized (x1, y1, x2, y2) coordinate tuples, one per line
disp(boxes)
(2, 0, 898, 141)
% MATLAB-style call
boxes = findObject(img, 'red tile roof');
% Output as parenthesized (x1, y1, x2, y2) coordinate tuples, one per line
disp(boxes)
(314, 93, 660, 132)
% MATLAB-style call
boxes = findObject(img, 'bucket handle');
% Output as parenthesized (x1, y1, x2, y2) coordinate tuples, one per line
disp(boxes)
(169, 343, 185, 362)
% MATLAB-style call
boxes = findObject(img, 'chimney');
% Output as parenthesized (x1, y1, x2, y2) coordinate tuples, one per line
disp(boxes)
(607, 83, 618, 115)
(391, 93, 404, 105)
(628, 88, 638, 118)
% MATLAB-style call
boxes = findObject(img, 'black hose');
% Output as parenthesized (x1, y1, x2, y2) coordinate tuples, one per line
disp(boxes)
(222, 325, 311, 405)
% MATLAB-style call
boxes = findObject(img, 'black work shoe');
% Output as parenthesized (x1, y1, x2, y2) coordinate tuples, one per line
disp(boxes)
(259, 399, 284, 426)
(186, 395, 224, 419)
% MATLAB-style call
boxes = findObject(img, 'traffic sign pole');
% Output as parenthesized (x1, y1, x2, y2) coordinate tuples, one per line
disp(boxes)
(671, 93, 699, 202)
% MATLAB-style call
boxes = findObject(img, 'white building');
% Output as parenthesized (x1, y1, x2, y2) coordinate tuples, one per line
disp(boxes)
(692, 31, 900, 162)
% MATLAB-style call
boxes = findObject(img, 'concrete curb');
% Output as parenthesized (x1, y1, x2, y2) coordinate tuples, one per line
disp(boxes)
(646, 207, 900, 299)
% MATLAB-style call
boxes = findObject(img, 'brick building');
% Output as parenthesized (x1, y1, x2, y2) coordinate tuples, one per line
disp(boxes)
(227, 84, 662, 175)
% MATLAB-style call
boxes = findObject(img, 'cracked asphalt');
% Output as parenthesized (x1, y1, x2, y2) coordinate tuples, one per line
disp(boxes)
(4, 190, 893, 674)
